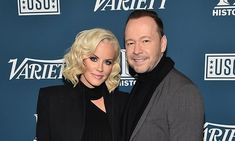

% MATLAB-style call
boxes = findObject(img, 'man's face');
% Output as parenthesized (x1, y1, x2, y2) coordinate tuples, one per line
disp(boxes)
(125, 16, 167, 73)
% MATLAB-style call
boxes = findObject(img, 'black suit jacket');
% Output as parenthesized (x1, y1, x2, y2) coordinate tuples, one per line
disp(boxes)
(36, 83, 128, 141)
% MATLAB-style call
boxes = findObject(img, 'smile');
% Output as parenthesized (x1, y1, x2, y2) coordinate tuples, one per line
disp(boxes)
(92, 74, 104, 79)
(133, 58, 147, 63)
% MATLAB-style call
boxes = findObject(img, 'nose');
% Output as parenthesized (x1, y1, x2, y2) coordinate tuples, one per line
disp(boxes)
(133, 42, 142, 54)
(96, 61, 103, 72)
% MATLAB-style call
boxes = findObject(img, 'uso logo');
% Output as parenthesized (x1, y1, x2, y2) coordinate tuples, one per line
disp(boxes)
(17, 0, 60, 16)
(204, 53, 235, 80)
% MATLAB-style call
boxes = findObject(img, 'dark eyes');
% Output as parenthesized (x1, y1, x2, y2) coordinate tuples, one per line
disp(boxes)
(126, 39, 150, 47)
(89, 56, 113, 65)
(105, 60, 113, 65)
(143, 40, 150, 43)
(89, 56, 98, 62)
(126, 42, 134, 46)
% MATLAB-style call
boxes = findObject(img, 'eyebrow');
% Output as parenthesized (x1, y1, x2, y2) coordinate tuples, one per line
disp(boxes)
(125, 39, 135, 42)
(91, 53, 114, 61)
(139, 36, 151, 40)
(125, 36, 151, 42)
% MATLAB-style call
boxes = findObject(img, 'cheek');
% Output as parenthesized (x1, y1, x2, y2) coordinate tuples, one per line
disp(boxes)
(83, 65, 95, 76)
(149, 46, 161, 57)
(126, 48, 132, 55)
(104, 66, 113, 75)
(147, 50, 158, 62)
(84, 61, 96, 71)
(126, 51, 132, 60)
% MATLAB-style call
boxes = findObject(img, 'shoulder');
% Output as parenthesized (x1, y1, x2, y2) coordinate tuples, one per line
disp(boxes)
(39, 84, 75, 94)
(167, 68, 194, 84)
(164, 68, 203, 100)
(39, 85, 68, 92)
(37, 84, 76, 102)
(163, 69, 204, 115)
(37, 84, 84, 111)
(164, 68, 198, 90)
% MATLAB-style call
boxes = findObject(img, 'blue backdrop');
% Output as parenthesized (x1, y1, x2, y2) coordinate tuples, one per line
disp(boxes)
(1, 0, 235, 140)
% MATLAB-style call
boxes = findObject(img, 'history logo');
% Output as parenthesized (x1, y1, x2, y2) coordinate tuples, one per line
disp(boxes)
(119, 49, 136, 87)
(212, 0, 235, 16)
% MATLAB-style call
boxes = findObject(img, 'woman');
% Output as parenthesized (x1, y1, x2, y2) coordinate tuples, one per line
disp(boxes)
(36, 28, 128, 141)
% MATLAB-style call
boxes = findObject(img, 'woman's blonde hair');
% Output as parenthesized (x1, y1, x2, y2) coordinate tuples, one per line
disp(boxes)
(63, 28, 121, 92)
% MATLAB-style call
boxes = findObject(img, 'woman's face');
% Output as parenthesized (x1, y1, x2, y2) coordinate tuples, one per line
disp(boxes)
(80, 39, 115, 88)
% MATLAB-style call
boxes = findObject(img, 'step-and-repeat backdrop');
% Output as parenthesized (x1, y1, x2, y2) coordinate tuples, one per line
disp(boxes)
(1, 0, 235, 140)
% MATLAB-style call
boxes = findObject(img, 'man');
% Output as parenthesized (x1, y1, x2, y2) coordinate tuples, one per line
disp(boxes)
(122, 10, 204, 141)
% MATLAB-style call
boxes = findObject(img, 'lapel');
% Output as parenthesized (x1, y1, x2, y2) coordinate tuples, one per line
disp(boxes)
(129, 89, 159, 141)
(63, 84, 86, 141)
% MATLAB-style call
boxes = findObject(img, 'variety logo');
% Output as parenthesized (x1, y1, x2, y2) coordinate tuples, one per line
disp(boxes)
(204, 122, 235, 141)
(204, 54, 235, 80)
(8, 50, 135, 85)
(17, 0, 60, 16)
(8, 58, 64, 80)
(212, 0, 235, 16)
(94, 0, 166, 12)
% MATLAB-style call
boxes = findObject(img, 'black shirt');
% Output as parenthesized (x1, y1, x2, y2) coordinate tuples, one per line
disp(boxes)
(81, 83, 112, 141)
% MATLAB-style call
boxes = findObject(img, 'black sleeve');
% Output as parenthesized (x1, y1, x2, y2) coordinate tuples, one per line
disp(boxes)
(36, 88, 50, 141)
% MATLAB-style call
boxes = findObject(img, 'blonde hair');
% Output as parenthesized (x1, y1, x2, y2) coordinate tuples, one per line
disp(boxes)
(63, 28, 121, 92)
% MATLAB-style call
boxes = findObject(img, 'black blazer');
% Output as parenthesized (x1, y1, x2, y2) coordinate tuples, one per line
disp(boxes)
(36, 83, 128, 141)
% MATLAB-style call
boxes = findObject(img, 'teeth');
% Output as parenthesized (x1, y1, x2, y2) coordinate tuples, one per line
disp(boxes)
(134, 58, 145, 62)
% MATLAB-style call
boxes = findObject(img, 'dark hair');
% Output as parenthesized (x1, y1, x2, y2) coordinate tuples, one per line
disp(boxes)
(125, 10, 164, 37)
